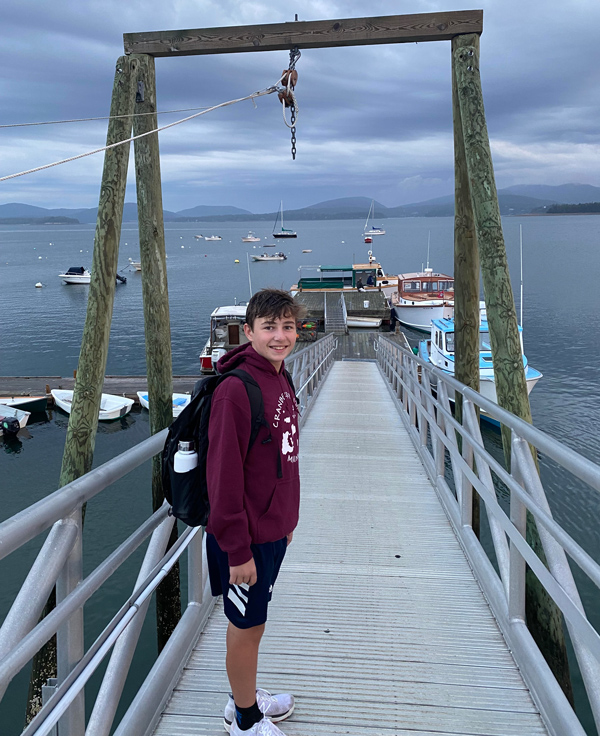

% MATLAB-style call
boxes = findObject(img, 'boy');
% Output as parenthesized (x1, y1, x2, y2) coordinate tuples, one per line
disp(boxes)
(206, 289, 304, 735)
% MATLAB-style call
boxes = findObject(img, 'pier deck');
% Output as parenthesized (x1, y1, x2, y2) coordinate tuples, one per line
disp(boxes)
(152, 361, 547, 736)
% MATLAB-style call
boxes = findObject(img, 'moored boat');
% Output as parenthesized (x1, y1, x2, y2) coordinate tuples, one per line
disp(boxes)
(391, 268, 454, 332)
(199, 304, 248, 374)
(251, 252, 287, 262)
(0, 396, 47, 413)
(272, 201, 297, 238)
(128, 258, 142, 271)
(242, 231, 261, 242)
(59, 266, 91, 284)
(346, 316, 383, 328)
(136, 391, 191, 417)
(291, 251, 398, 300)
(363, 200, 386, 237)
(0, 404, 30, 436)
(51, 390, 134, 421)
(419, 315, 542, 424)
(204, 235, 222, 241)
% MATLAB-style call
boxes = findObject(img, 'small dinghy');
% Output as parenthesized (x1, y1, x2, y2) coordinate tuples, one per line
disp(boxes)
(51, 390, 134, 421)
(136, 391, 191, 417)
(0, 404, 31, 436)
(251, 252, 287, 262)
(0, 396, 47, 413)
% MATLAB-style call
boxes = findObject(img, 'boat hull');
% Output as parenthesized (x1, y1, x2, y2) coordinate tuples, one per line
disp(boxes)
(59, 275, 91, 284)
(0, 396, 47, 412)
(346, 317, 382, 328)
(393, 303, 453, 332)
(51, 390, 134, 421)
(273, 233, 297, 238)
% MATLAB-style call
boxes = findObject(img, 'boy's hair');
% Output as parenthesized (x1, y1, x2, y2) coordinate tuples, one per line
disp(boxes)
(245, 289, 306, 329)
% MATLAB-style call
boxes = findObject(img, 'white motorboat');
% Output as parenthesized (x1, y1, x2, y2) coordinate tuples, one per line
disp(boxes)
(391, 268, 455, 332)
(251, 252, 287, 262)
(363, 200, 386, 237)
(51, 390, 134, 421)
(59, 266, 91, 284)
(0, 404, 31, 436)
(419, 315, 542, 425)
(128, 258, 142, 271)
(136, 391, 191, 417)
(204, 235, 222, 241)
(199, 304, 248, 374)
(346, 316, 383, 328)
(242, 231, 261, 242)
(272, 201, 297, 238)
(194, 234, 203, 240)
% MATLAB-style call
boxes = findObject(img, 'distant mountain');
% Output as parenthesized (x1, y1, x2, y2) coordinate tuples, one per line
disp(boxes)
(174, 204, 251, 218)
(2, 184, 599, 224)
(502, 183, 600, 204)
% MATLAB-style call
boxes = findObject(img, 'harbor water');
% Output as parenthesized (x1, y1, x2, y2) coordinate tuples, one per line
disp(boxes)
(1, 215, 600, 733)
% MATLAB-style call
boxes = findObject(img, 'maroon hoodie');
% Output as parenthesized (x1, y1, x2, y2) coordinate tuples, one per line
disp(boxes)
(206, 342, 300, 566)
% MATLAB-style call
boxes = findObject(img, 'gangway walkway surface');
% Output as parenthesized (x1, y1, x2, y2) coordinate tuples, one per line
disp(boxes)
(152, 361, 548, 736)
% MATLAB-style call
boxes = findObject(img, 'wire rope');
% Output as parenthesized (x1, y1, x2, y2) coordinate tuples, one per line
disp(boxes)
(0, 76, 285, 184)
(0, 106, 213, 129)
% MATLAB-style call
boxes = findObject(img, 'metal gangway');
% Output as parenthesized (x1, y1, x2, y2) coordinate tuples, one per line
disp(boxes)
(1, 334, 599, 736)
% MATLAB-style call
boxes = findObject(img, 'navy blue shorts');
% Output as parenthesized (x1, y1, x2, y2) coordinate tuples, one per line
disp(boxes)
(206, 533, 287, 629)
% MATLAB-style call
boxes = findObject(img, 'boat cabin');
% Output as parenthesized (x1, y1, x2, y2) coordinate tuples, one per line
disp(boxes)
(429, 317, 524, 372)
(398, 269, 454, 301)
(200, 305, 248, 373)
(296, 262, 387, 290)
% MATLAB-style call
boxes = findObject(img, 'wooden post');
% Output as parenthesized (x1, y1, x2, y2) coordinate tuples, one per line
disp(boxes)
(453, 33, 574, 703)
(27, 55, 138, 724)
(451, 34, 481, 537)
(131, 53, 181, 649)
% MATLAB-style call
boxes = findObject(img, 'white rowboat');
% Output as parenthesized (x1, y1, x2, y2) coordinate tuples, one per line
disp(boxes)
(136, 391, 191, 417)
(51, 390, 134, 421)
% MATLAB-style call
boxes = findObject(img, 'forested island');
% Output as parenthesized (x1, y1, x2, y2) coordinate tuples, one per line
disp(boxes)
(544, 202, 600, 214)
(0, 216, 80, 225)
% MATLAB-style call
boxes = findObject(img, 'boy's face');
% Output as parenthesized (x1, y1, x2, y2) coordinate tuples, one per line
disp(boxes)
(243, 314, 297, 371)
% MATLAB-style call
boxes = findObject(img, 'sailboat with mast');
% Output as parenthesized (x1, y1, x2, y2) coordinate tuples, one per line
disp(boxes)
(272, 201, 297, 238)
(363, 199, 386, 238)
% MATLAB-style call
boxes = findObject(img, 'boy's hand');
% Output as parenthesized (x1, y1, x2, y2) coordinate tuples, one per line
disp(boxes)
(286, 532, 294, 546)
(229, 558, 257, 586)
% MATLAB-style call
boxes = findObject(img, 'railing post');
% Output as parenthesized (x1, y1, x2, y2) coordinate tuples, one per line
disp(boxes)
(509, 431, 527, 623)
(56, 509, 84, 735)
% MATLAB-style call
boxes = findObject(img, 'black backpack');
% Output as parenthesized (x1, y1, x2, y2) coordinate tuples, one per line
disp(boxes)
(162, 368, 295, 527)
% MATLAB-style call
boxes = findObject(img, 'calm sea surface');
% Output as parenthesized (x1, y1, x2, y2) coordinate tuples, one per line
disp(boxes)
(1, 215, 600, 733)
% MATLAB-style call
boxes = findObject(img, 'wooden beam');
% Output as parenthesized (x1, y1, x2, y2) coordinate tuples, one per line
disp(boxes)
(123, 10, 483, 58)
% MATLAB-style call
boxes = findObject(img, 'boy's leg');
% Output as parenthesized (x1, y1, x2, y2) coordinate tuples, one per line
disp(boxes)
(226, 621, 265, 707)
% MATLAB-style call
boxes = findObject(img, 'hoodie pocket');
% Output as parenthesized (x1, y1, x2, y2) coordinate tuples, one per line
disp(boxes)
(256, 479, 298, 541)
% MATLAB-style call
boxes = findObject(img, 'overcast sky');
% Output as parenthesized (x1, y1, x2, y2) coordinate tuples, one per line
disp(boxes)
(1, 0, 599, 213)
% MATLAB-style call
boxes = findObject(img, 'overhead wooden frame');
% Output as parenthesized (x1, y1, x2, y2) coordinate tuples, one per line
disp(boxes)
(123, 10, 483, 57)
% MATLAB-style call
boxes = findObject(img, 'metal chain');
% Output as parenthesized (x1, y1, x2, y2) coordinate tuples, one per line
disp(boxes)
(288, 47, 300, 160)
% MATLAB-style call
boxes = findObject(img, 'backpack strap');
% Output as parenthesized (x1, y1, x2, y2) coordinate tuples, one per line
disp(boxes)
(220, 368, 284, 479)
(284, 368, 299, 406)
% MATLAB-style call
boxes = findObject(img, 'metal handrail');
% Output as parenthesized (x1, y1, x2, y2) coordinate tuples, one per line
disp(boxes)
(0, 333, 336, 736)
(376, 335, 600, 735)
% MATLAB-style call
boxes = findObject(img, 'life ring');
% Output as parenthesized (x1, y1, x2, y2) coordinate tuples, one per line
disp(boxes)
(438, 291, 443, 298)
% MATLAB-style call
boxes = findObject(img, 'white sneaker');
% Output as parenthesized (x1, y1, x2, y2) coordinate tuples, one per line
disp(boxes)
(224, 689, 295, 732)
(230, 717, 286, 735)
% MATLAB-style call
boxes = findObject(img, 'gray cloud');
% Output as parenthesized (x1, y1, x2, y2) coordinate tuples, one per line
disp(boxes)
(1, 0, 599, 211)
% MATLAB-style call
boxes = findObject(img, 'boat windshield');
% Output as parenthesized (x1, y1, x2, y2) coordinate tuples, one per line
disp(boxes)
(445, 331, 492, 353)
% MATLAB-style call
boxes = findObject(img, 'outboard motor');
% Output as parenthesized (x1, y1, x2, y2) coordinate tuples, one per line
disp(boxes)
(116, 273, 127, 284)
(1, 416, 21, 435)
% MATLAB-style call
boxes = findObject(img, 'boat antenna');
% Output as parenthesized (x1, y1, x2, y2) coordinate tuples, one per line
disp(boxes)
(519, 223, 524, 330)
(246, 252, 253, 298)
(426, 231, 431, 270)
